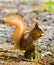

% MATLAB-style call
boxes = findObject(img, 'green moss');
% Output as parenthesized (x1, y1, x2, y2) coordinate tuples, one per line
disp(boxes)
(43, 1, 54, 12)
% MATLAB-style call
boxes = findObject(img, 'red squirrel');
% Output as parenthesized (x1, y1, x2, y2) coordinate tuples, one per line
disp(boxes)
(4, 14, 44, 60)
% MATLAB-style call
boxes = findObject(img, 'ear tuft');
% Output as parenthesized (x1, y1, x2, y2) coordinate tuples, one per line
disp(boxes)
(32, 18, 39, 25)
(32, 18, 39, 28)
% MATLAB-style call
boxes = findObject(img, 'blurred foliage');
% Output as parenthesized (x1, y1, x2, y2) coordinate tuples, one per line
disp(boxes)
(35, 46, 41, 62)
(32, 8, 41, 13)
(43, 0, 54, 12)
(32, 0, 54, 13)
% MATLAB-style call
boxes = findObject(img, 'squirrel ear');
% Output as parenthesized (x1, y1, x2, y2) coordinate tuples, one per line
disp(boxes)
(35, 23, 38, 28)
(32, 18, 39, 28)
(32, 18, 39, 25)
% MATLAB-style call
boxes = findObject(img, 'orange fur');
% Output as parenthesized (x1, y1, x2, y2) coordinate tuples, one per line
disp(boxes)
(19, 18, 44, 51)
(4, 15, 44, 51)
(4, 15, 27, 45)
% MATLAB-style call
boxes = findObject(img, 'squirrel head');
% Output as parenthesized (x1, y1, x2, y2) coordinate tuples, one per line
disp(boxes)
(30, 18, 44, 40)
